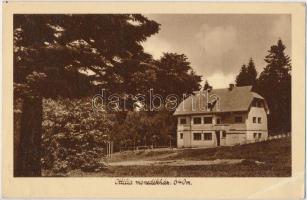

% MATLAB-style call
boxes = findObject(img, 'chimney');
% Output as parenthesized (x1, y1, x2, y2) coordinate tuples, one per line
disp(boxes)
(229, 84, 235, 91)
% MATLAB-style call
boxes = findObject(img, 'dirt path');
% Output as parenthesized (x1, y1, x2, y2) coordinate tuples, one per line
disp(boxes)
(108, 159, 244, 166)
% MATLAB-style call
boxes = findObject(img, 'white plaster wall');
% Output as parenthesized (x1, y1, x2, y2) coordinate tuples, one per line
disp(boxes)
(246, 107, 268, 131)
(226, 133, 247, 145)
(246, 130, 268, 141)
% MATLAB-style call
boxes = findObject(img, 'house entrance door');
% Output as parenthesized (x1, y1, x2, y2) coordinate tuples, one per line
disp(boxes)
(215, 131, 220, 146)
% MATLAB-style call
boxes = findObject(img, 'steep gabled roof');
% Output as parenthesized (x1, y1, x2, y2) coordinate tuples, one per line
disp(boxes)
(174, 85, 269, 115)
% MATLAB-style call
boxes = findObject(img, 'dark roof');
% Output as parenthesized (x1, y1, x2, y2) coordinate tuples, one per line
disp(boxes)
(174, 86, 269, 115)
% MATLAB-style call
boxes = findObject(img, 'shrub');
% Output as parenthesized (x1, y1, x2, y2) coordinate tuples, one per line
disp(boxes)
(42, 97, 114, 175)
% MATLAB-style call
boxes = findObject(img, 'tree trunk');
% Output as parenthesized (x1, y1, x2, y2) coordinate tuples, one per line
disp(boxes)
(14, 96, 43, 177)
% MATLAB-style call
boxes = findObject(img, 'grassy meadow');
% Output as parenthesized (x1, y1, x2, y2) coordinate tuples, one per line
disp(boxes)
(55, 137, 291, 177)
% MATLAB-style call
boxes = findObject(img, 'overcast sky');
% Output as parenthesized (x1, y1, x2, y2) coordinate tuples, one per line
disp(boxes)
(142, 14, 291, 89)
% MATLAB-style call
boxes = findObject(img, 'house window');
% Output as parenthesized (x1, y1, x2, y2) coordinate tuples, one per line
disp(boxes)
(180, 118, 187, 125)
(253, 133, 257, 138)
(203, 132, 212, 140)
(258, 117, 262, 124)
(193, 117, 202, 124)
(253, 117, 257, 123)
(180, 133, 183, 139)
(222, 131, 226, 138)
(204, 117, 212, 124)
(234, 116, 243, 123)
(193, 133, 202, 140)
(258, 133, 262, 138)
(216, 118, 221, 124)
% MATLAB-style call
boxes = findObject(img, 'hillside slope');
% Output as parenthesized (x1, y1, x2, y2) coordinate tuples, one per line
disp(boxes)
(66, 137, 292, 177)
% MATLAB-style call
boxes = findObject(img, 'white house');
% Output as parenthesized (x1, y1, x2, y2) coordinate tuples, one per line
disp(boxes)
(174, 85, 269, 148)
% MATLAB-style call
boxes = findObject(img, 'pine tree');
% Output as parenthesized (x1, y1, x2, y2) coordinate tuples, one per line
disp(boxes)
(14, 14, 160, 176)
(235, 64, 248, 86)
(155, 53, 202, 98)
(246, 58, 257, 86)
(256, 39, 291, 133)
(235, 58, 257, 86)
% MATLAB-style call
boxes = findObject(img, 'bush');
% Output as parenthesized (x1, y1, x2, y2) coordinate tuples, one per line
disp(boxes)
(42, 97, 114, 175)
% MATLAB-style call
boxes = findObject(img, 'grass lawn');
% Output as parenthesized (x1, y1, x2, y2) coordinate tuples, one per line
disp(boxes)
(57, 137, 292, 177)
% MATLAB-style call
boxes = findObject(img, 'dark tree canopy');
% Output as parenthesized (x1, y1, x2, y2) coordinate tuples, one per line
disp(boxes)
(255, 39, 291, 133)
(235, 58, 257, 87)
(111, 109, 177, 151)
(155, 53, 202, 98)
(13, 14, 161, 176)
(14, 14, 160, 98)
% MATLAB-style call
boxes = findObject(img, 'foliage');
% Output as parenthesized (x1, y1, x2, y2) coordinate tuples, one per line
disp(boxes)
(234, 40, 291, 132)
(14, 14, 160, 98)
(109, 52, 202, 111)
(155, 53, 202, 98)
(235, 58, 257, 86)
(255, 39, 291, 132)
(42, 98, 114, 175)
(13, 14, 160, 176)
(111, 109, 177, 151)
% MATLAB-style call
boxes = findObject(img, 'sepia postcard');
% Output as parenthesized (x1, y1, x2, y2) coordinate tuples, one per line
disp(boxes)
(2, 1, 306, 199)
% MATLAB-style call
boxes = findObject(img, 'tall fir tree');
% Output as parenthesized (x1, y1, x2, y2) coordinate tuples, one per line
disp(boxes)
(246, 58, 258, 86)
(235, 58, 257, 86)
(255, 39, 291, 133)
(155, 53, 202, 98)
(235, 64, 248, 86)
(14, 14, 160, 176)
